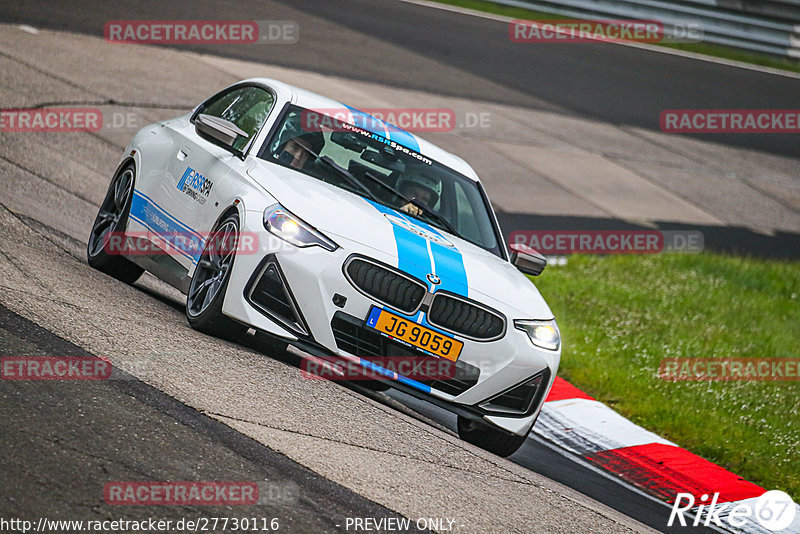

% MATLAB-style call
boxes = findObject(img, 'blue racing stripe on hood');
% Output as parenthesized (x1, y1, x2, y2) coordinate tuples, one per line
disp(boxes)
(366, 199, 468, 299)
(365, 200, 431, 290)
(429, 241, 468, 296)
(397, 215, 468, 296)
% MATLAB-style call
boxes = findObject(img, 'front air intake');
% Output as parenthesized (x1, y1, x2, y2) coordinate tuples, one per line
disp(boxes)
(479, 369, 550, 416)
(330, 312, 480, 396)
(245, 256, 308, 336)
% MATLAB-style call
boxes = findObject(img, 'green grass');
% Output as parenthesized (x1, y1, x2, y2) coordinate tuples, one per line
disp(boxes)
(431, 0, 800, 73)
(532, 253, 800, 499)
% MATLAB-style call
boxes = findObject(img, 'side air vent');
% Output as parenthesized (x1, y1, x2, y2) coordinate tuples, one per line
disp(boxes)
(245, 257, 308, 336)
(480, 369, 550, 416)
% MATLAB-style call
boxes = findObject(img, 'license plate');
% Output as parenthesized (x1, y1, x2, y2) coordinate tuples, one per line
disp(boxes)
(365, 307, 463, 362)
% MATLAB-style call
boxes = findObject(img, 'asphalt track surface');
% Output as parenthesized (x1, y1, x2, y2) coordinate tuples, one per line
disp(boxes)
(3, 0, 799, 261)
(0, 305, 430, 534)
(1, 0, 799, 159)
(0, 1, 796, 532)
(0, 197, 652, 534)
(383, 390, 715, 534)
(0, 291, 703, 533)
(0, 18, 666, 527)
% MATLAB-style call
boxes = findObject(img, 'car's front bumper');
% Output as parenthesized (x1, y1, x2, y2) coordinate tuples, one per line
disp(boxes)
(222, 210, 560, 436)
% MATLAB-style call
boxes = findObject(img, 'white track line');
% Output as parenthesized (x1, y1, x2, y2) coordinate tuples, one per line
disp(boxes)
(528, 433, 732, 534)
(17, 24, 40, 35)
(535, 399, 676, 456)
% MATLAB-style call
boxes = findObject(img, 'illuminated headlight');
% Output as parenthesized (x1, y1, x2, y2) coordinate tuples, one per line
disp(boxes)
(514, 319, 560, 351)
(263, 204, 338, 251)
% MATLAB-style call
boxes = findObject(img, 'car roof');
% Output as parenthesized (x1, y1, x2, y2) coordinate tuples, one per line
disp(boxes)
(241, 77, 480, 182)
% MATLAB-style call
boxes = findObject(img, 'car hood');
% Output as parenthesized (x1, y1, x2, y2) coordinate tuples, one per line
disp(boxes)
(247, 160, 553, 319)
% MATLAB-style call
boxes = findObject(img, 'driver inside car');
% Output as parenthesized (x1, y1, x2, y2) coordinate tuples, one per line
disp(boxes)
(276, 131, 325, 170)
(396, 174, 441, 217)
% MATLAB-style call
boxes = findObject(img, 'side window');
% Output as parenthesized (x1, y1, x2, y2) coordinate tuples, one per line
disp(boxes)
(454, 182, 482, 243)
(199, 86, 275, 151)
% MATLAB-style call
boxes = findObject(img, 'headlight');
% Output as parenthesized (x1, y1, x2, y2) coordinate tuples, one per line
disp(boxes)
(514, 319, 560, 351)
(263, 204, 338, 251)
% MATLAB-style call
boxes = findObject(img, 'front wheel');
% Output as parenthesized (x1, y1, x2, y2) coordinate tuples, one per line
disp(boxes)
(457, 416, 529, 457)
(87, 164, 144, 284)
(186, 213, 246, 340)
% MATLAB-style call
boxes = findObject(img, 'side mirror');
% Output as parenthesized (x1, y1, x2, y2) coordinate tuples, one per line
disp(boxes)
(195, 114, 248, 148)
(509, 243, 547, 276)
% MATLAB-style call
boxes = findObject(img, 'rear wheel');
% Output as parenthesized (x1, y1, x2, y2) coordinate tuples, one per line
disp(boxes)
(457, 415, 529, 457)
(186, 213, 246, 340)
(87, 164, 144, 284)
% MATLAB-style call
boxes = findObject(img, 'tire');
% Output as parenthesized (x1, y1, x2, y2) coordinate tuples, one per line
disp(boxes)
(186, 212, 246, 340)
(87, 164, 144, 284)
(457, 415, 529, 457)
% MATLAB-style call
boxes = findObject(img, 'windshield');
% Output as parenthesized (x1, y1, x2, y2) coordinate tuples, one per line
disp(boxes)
(259, 105, 503, 257)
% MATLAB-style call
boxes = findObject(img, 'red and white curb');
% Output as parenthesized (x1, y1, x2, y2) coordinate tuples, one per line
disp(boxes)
(535, 377, 800, 533)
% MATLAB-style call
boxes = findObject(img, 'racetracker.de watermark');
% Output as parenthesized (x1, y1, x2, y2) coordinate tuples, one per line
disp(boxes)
(102, 231, 262, 257)
(104, 482, 259, 505)
(0, 108, 156, 133)
(301, 356, 458, 381)
(509, 19, 702, 44)
(659, 358, 800, 381)
(509, 230, 703, 254)
(1, 356, 112, 380)
(0, 108, 102, 132)
(661, 109, 800, 133)
(300, 108, 491, 133)
(104, 20, 299, 44)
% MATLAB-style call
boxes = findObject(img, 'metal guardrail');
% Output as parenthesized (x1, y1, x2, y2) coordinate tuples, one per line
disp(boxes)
(492, 0, 800, 58)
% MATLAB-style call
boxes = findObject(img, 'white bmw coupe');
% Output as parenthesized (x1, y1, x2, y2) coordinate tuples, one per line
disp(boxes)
(87, 79, 560, 456)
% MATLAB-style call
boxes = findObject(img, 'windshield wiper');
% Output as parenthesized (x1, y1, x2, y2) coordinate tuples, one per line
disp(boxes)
(314, 156, 381, 203)
(361, 170, 460, 238)
(302, 153, 460, 239)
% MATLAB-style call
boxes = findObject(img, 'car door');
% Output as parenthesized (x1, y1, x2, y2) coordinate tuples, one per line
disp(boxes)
(148, 85, 276, 270)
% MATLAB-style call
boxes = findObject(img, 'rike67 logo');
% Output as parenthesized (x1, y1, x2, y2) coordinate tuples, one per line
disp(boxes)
(669, 490, 797, 531)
